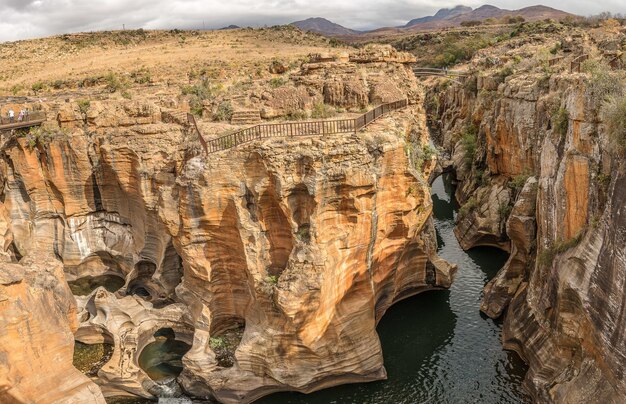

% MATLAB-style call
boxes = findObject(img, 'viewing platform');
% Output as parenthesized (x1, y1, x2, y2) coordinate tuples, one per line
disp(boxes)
(0, 111, 46, 131)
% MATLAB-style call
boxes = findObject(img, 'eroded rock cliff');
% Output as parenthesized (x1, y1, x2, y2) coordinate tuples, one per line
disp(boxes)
(429, 23, 626, 403)
(0, 44, 454, 403)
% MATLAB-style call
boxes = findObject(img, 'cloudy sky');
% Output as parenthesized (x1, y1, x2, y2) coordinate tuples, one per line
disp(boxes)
(0, 0, 623, 42)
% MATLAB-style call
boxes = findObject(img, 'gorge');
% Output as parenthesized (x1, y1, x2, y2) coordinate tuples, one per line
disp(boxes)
(1, 15, 626, 404)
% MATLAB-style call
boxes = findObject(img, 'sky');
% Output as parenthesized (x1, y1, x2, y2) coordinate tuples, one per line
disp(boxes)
(0, 0, 623, 42)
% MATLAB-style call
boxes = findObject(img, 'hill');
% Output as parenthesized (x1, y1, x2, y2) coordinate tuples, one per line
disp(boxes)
(291, 17, 359, 36)
(405, 4, 574, 30)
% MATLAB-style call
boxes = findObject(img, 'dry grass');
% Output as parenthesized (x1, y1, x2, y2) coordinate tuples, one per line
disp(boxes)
(0, 27, 347, 96)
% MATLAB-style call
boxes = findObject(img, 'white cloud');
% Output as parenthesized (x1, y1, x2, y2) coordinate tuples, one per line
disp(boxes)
(0, 0, 623, 42)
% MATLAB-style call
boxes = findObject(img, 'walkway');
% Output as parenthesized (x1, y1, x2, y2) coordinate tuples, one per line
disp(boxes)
(188, 99, 409, 154)
(0, 111, 46, 131)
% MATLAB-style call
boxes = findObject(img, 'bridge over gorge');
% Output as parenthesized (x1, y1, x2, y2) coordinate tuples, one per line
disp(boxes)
(0, 111, 46, 131)
(412, 67, 469, 83)
(188, 99, 410, 154)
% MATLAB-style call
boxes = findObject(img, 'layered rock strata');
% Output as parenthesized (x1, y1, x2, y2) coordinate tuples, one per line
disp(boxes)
(429, 26, 626, 402)
(0, 46, 454, 403)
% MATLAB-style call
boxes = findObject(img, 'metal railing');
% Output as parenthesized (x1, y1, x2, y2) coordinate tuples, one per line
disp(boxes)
(570, 54, 589, 73)
(0, 111, 46, 130)
(189, 99, 409, 154)
(412, 67, 469, 78)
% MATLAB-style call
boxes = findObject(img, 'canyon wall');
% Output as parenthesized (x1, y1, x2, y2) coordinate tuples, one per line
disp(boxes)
(430, 26, 626, 403)
(0, 46, 455, 403)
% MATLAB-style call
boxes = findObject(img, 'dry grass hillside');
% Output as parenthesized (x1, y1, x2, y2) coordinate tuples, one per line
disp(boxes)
(0, 27, 348, 99)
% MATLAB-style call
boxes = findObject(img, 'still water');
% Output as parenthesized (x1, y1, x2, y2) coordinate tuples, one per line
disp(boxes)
(260, 173, 529, 403)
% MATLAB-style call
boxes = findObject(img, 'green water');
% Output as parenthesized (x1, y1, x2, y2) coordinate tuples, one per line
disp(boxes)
(259, 173, 530, 403)
(68, 274, 125, 296)
(138, 337, 191, 381)
(73, 341, 114, 377)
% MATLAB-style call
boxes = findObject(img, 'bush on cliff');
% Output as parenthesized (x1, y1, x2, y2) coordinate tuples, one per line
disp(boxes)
(460, 125, 478, 169)
(602, 94, 626, 151)
(552, 107, 569, 137)
(583, 60, 623, 111)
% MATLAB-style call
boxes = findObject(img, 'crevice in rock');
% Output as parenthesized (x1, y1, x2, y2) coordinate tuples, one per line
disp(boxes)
(127, 259, 157, 300)
(288, 184, 316, 244)
(68, 274, 126, 296)
(209, 318, 245, 368)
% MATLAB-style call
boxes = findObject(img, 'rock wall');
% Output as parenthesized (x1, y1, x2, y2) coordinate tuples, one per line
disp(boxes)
(429, 28, 626, 403)
(0, 259, 105, 403)
(0, 47, 454, 403)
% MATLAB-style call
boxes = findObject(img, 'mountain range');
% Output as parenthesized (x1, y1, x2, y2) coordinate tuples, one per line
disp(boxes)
(291, 4, 574, 37)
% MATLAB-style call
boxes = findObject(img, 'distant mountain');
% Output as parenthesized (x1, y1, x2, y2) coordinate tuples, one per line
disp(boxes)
(291, 17, 360, 36)
(219, 25, 241, 30)
(404, 5, 472, 28)
(404, 4, 574, 31)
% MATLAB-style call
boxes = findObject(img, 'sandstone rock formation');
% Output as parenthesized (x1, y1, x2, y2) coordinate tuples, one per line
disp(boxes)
(429, 24, 626, 402)
(0, 259, 105, 403)
(0, 43, 454, 403)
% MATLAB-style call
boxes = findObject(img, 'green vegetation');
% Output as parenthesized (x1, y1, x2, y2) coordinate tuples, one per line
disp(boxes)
(266, 275, 278, 285)
(31, 81, 45, 94)
(495, 66, 514, 84)
(296, 224, 311, 242)
(269, 77, 286, 88)
(23, 126, 69, 150)
(538, 231, 585, 267)
(77, 100, 90, 115)
(310, 103, 337, 119)
(602, 94, 626, 152)
(582, 60, 623, 110)
(460, 20, 483, 27)
(508, 171, 531, 193)
(498, 202, 513, 221)
(213, 102, 233, 121)
(181, 81, 223, 117)
(104, 72, 129, 93)
(552, 107, 569, 137)
(286, 110, 308, 120)
(458, 196, 478, 218)
(460, 125, 478, 169)
(209, 337, 226, 350)
(130, 67, 152, 84)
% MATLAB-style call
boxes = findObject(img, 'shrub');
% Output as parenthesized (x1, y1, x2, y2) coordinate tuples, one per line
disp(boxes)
(310, 103, 336, 119)
(602, 94, 626, 151)
(464, 76, 478, 95)
(495, 66, 514, 84)
(130, 67, 152, 84)
(214, 102, 233, 121)
(582, 60, 623, 110)
(461, 20, 483, 27)
(269, 77, 286, 88)
(552, 107, 569, 137)
(209, 337, 226, 349)
(458, 196, 478, 218)
(266, 275, 278, 285)
(287, 110, 308, 120)
(31, 81, 45, 94)
(538, 231, 584, 267)
(77, 100, 90, 115)
(498, 202, 513, 220)
(460, 126, 478, 169)
(509, 171, 531, 192)
(104, 72, 129, 93)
